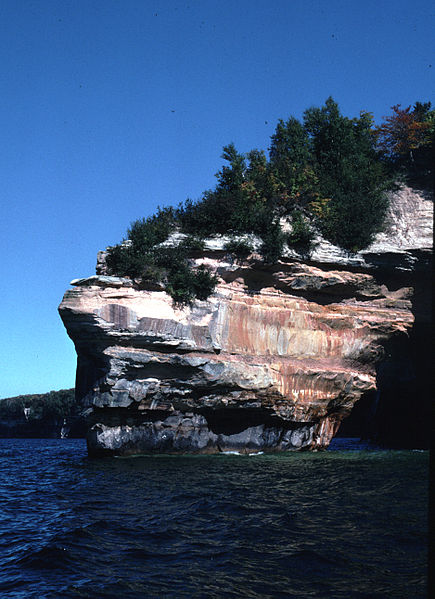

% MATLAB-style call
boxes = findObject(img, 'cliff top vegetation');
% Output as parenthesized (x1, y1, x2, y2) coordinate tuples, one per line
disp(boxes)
(106, 98, 433, 304)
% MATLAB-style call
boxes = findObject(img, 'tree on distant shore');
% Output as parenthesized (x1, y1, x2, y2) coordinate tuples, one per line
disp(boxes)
(0, 389, 76, 421)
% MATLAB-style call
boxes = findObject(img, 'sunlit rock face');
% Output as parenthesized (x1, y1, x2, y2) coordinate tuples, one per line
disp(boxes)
(59, 186, 432, 456)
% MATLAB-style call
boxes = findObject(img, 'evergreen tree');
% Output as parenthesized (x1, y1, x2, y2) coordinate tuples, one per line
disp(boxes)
(269, 117, 315, 211)
(303, 97, 390, 251)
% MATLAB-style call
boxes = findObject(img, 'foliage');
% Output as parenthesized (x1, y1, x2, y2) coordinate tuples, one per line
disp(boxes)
(177, 144, 274, 238)
(374, 102, 434, 186)
(106, 206, 178, 279)
(245, 149, 287, 210)
(303, 97, 391, 250)
(374, 104, 432, 160)
(223, 237, 255, 259)
(286, 210, 315, 253)
(259, 219, 286, 263)
(105, 243, 148, 279)
(190, 265, 219, 301)
(178, 235, 206, 253)
(269, 117, 317, 211)
(154, 245, 218, 305)
(307, 196, 331, 220)
(176, 144, 287, 265)
(128, 206, 177, 251)
(107, 229, 217, 305)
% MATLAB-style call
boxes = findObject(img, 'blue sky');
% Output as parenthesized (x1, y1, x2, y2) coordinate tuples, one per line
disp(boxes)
(0, 0, 433, 398)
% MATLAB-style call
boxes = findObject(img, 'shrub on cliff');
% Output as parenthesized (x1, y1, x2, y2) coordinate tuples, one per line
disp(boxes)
(154, 245, 218, 306)
(106, 229, 217, 305)
(260, 220, 286, 263)
(106, 206, 178, 279)
(223, 237, 255, 259)
(129, 206, 177, 250)
(286, 210, 315, 253)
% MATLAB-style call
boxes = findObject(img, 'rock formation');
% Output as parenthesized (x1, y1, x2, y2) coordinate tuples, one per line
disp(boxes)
(59, 186, 432, 456)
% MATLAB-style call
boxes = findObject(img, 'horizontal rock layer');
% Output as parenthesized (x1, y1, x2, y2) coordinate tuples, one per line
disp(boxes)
(59, 272, 414, 456)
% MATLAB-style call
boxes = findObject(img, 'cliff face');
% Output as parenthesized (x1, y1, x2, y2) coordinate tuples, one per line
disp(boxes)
(59, 186, 432, 456)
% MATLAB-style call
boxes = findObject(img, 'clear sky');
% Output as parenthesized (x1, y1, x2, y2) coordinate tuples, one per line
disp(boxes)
(0, 0, 433, 398)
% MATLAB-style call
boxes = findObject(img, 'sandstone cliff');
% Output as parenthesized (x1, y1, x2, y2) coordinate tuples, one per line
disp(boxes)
(59, 186, 432, 456)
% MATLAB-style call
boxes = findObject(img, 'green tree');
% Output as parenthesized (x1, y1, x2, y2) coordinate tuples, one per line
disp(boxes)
(286, 209, 315, 254)
(177, 144, 248, 236)
(269, 117, 316, 211)
(217, 143, 246, 190)
(303, 97, 391, 251)
(178, 144, 272, 237)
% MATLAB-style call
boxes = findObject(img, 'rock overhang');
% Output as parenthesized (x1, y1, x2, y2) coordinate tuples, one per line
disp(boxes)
(59, 186, 432, 455)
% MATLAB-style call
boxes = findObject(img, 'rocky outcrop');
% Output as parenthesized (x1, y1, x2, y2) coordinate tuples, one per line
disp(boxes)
(284, 185, 433, 271)
(59, 186, 432, 455)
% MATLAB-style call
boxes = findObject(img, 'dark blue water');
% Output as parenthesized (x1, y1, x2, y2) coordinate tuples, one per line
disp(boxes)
(0, 439, 428, 598)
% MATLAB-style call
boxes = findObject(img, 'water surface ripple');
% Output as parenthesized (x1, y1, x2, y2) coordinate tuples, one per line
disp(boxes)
(0, 439, 428, 598)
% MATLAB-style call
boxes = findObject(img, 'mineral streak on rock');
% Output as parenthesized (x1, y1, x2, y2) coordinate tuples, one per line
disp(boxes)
(59, 186, 431, 456)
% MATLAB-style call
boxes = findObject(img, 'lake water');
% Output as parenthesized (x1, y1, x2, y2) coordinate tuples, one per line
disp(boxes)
(0, 438, 428, 598)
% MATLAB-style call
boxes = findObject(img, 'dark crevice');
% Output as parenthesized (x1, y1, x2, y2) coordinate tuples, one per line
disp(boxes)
(198, 407, 312, 435)
(337, 317, 432, 449)
(74, 351, 111, 405)
(89, 407, 172, 427)
(114, 340, 208, 355)
(335, 390, 378, 438)
(116, 363, 200, 382)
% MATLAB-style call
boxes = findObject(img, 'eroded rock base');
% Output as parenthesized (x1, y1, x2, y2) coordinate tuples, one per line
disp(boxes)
(86, 409, 318, 456)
